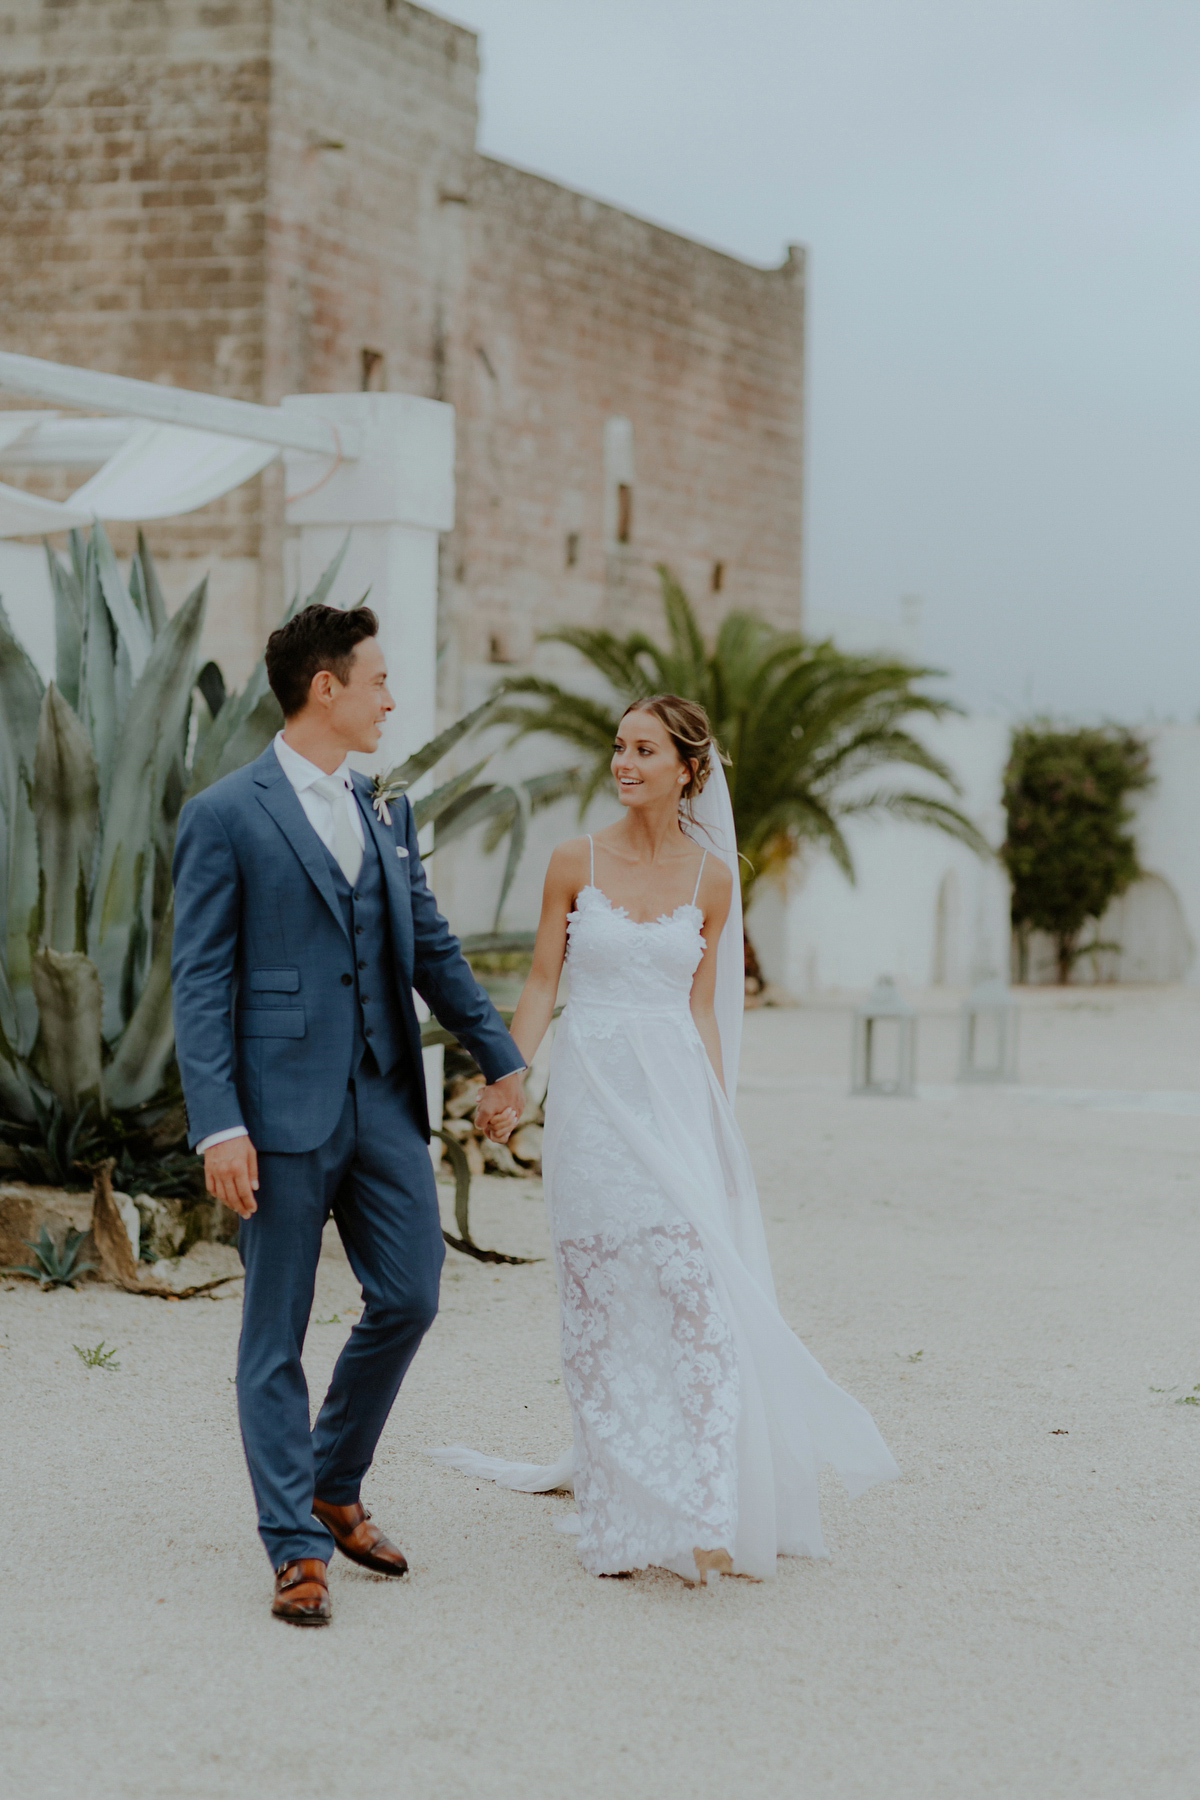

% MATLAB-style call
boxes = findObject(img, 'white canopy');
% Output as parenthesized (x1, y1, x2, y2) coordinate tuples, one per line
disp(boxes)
(0, 421, 279, 537)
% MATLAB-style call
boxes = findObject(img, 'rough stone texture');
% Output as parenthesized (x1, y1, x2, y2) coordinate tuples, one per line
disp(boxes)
(448, 162, 804, 680)
(0, 0, 273, 658)
(0, 1180, 95, 1272)
(0, 1178, 235, 1274)
(0, 0, 804, 704)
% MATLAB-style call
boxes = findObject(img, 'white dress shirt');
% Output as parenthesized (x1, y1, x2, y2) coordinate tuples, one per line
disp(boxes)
(196, 734, 521, 1156)
(271, 730, 365, 858)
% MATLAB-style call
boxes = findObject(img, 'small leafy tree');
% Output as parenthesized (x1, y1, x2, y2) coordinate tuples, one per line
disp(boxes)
(1002, 725, 1152, 984)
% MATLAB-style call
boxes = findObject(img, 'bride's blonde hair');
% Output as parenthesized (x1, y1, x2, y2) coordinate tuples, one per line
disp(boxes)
(618, 694, 722, 825)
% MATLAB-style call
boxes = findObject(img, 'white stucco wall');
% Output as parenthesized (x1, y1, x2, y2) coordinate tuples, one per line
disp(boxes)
(749, 714, 1012, 996)
(752, 716, 1200, 996)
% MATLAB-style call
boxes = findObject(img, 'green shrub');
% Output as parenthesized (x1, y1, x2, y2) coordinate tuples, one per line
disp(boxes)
(1002, 725, 1152, 983)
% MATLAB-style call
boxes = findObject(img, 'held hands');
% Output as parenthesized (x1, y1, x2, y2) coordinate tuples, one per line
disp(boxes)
(474, 1071, 526, 1144)
(204, 1135, 259, 1218)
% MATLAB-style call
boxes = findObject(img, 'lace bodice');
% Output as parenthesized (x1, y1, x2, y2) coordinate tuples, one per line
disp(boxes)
(565, 884, 706, 1014)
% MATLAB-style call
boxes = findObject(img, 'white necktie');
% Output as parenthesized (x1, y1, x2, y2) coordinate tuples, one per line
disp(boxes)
(313, 774, 364, 887)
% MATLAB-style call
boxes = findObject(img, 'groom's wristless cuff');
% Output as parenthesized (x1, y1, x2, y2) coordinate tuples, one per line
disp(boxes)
(196, 1126, 250, 1156)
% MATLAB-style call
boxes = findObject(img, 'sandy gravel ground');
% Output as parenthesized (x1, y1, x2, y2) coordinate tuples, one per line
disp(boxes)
(4, 987, 1200, 1800)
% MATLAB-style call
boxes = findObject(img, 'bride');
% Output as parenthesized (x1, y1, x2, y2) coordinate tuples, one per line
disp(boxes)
(432, 695, 898, 1584)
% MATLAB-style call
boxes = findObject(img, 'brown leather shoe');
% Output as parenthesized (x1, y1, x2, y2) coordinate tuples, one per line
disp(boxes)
(272, 1558, 331, 1626)
(312, 1498, 409, 1576)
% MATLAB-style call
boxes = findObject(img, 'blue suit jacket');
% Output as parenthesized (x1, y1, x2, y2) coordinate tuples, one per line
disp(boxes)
(171, 745, 520, 1154)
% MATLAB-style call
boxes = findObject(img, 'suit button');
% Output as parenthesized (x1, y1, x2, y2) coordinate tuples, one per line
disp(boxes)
(358, 959, 367, 970)
(361, 994, 370, 1005)
(341, 973, 352, 987)
(364, 1026, 374, 1038)
(355, 925, 364, 936)
(353, 891, 361, 901)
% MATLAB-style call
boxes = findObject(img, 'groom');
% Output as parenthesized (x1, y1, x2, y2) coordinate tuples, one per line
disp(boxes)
(172, 604, 523, 1625)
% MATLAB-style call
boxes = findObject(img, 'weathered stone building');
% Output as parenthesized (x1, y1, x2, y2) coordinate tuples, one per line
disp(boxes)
(0, 0, 806, 698)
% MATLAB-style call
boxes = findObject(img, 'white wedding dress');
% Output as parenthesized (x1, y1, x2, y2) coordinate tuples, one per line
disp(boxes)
(432, 767, 898, 1582)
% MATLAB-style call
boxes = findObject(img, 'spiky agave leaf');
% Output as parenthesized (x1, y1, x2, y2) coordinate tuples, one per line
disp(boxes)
(44, 548, 84, 711)
(1, 1222, 96, 1288)
(410, 760, 491, 833)
(0, 596, 47, 792)
(29, 948, 103, 1118)
(131, 530, 169, 638)
(2, 766, 38, 1059)
(32, 685, 99, 955)
(90, 521, 152, 680)
(0, 594, 44, 1059)
(89, 581, 207, 1040)
(78, 536, 120, 805)
(104, 896, 176, 1110)
(378, 692, 507, 796)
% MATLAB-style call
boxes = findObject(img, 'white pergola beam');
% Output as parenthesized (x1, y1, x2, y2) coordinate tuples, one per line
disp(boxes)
(0, 353, 360, 460)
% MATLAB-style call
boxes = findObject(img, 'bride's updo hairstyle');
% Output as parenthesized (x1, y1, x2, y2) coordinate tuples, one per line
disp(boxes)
(619, 694, 716, 824)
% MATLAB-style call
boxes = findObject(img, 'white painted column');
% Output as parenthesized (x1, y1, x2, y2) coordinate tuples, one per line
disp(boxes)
(282, 391, 454, 769)
(283, 391, 455, 1141)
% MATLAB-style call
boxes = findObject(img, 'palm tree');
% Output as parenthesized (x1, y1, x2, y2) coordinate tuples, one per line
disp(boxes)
(491, 568, 990, 917)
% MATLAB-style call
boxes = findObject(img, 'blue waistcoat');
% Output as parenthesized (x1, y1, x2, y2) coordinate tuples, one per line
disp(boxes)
(319, 799, 407, 1081)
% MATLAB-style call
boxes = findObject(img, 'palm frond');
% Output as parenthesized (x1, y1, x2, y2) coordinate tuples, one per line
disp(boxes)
(490, 564, 983, 907)
(838, 790, 994, 858)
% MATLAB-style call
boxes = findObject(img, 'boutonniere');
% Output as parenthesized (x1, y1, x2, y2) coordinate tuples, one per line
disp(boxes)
(370, 768, 410, 828)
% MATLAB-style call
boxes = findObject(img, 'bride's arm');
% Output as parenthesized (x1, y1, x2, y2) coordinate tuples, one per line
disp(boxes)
(690, 859, 733, 1093)
(508, 840, 584, 1067)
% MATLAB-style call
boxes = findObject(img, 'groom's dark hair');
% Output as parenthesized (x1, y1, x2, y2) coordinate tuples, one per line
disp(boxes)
(266, 603, 379, 718)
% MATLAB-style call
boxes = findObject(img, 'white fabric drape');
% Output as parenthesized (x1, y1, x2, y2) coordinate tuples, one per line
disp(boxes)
(0, 422, 278, 537)
(688, 747, 745, 1094)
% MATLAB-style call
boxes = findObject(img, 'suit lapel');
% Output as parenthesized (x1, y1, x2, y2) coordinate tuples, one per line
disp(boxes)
(353, 773, 414, 973)
(253, 750, 348, 940)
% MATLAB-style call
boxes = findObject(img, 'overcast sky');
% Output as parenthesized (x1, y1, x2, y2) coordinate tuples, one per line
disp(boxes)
(448, 0, 1200, 721)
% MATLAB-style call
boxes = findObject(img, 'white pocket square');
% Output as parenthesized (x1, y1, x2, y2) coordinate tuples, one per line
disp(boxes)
(395, 845, 409, 859)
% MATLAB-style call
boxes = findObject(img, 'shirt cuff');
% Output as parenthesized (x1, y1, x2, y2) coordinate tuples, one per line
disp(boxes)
(494, 1065, 527, 1081)
(196, 1126, 250, 1155)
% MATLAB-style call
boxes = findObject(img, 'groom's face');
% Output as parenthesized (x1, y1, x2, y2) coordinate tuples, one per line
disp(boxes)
(325, 637, 394, 753)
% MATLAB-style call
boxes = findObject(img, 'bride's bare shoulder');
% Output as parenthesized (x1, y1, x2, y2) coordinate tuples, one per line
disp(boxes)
(698, 852, 733, 909)
(545, 836, 593, 886)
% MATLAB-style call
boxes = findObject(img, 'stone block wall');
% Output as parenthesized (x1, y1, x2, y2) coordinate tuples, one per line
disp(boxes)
(447, 159, 805, 692)
(0, 0, 805, 704)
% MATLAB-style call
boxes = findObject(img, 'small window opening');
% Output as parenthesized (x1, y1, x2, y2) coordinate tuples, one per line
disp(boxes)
(711, 560, 725, 593)
(616, 483, 633, 545)
(360, 348, 385, 392)
(488, 632, 512, 665)
(565, 531, 580, 568)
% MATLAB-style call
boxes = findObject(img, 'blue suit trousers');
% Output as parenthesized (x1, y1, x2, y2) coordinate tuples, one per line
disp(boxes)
(236, 1053, 445, 1569)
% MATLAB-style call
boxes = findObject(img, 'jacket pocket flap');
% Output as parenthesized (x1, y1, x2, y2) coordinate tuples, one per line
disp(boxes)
(237, 1008, 306, 1038)
(248, 968, 300, 992)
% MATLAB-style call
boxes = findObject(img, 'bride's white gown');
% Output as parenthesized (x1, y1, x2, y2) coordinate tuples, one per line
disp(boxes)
(432, 852, 899, 1582)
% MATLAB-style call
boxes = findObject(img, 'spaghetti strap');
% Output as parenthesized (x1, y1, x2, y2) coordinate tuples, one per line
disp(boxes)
(691, 849, 708, 906)
(587, 834, 595, 884)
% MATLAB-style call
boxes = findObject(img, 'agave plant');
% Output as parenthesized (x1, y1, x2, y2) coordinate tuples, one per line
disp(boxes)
(0, 526, 365, 1137)
(2, 1222, 95, 1289)
(491, 566, 991, 910)
(0, 524, 545, 1168)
